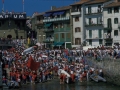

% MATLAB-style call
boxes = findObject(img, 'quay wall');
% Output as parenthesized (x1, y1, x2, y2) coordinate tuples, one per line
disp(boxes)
(86, 57, 120, 86)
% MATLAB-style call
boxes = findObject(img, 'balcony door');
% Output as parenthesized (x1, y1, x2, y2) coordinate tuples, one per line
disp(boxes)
(107, 18, 112, 28)
(89, 30, 92, 38)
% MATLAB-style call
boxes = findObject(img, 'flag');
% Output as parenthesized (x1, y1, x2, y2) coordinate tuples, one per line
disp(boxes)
(2, 0, 4, 3)
(27, 56, 40, 71)
(27, 37, 30, 45)
(23, 0, 24, 4)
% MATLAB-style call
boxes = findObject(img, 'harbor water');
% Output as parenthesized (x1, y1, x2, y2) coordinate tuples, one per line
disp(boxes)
(1, 79, 120, 90)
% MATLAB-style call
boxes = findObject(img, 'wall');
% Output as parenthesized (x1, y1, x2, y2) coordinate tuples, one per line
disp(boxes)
(0, 20, 26, 38)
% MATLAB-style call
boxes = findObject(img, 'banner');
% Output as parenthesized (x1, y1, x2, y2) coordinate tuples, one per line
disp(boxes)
(27, 56, 40, 71)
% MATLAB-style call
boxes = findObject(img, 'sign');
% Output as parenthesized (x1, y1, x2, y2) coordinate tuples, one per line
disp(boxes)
(0, 14, 26, 19)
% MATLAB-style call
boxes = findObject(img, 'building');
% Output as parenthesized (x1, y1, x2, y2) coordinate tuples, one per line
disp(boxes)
(84, 0, 112, 46)
(103, 0, 120, 46)
(43, 6, 72, 49)
(70, 0, 90, 48)
(34, 12, 46, 48)
(0, 12, 27, 39)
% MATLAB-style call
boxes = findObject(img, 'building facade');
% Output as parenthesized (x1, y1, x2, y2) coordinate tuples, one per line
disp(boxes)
(34, 13, 46, 48)
(0, 12, 27, 39)
(103, 0, 120, 46)
(71, 0, 90, 48)
(43, 6, 72, 49)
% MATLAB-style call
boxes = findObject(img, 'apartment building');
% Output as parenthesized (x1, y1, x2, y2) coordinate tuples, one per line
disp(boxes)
(103, 0, 120, 46)
(43, 6, 71, 49)
(34, 13, 46, 45)
(70, 0, 90, 48)
(84, 0, 113, 47)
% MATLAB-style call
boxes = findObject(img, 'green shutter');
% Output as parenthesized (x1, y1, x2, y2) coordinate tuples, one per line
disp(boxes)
(108, 18, 111, 28)
(89, 40, 92, 45)
(98, 29, 102, 38)
(99, 40, 102, 44)
(89, 30, 92, 38)
(89, 18, 91, 25)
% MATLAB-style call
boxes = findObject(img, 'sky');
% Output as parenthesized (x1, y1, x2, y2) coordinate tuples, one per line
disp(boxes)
(0, 0, 79, 16)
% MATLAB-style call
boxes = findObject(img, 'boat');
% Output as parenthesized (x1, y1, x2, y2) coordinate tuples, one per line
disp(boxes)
(90, 74, 106, 82)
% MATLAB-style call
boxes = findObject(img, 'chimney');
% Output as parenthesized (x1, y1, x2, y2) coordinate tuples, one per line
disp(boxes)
(51, 6, 56, 10)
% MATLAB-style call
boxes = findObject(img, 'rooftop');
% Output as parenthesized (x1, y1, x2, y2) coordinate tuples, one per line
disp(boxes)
(104, 2, 120, 7)
(46, 6, 71, 13)
(70, 0, 90, 6)
(86, 0, 109, 5)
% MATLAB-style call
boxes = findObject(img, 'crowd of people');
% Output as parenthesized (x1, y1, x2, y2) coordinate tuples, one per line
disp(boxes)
(1, 39, 120, 88)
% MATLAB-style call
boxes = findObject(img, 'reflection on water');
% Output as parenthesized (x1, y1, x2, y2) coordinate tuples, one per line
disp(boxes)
(1, 79, 120, 90)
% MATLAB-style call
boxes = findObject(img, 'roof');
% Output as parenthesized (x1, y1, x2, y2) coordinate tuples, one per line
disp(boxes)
(36, 12, 45, 17)
(46, 6, 71, 13)
(70, 0, 90, 6)
(104, 2, 120, 8)
(86, 0, 109, 5)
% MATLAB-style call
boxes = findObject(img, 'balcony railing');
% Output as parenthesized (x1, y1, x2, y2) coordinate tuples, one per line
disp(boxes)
(86, 36, 102, 39)
(43, 29, 54, 32)
(43, 38, 54, 43)
(43, 17, 70, 22)
(85, 23, 103, 27)
(85, 9, 102, 15)
(103, 24, 112, 31)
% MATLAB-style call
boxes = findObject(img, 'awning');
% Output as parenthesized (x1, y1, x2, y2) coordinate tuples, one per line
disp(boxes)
(58, 11, 65, 15)
(53, 42, 58, 46)
(56, 42, 64, 46)
(53, 11, 65, 16)
(44, 23, 52, 27)
(43, 13, 52, 17)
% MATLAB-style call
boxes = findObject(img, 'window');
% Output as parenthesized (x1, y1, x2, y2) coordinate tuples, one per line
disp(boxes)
(55, 34, 58, 39)
(75, 38, 81, 45)
(75, 27, 81, 32)
(114, 18, 118, 24)
(89, 40, 92, 45)
(108, 8, 112, 14)
(54, 23, 58, 28)
(67, 33, 70, 38)
(98, 29, 102, 38)
(60, 23, 63, 28)
(61, 33, 64, 38)
(114, 7, 119, 13)
(89, 30, 92, 38)
(89, 18, 92, 25)
(99, 40, 102, 44)
(75, 17, 79, 22)
(107, 18, 112, 28)
(98, 5, 101, 13)
(114, 30, 118, 36)
(88, 6, 91, 14)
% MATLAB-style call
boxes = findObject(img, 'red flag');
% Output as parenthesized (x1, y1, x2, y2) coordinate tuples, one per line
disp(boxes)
(2, 0, 4, 3)
(27, 56, 40, 71)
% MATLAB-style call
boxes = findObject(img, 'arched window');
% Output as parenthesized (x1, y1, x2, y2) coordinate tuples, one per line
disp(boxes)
(114, 18, 118, 24)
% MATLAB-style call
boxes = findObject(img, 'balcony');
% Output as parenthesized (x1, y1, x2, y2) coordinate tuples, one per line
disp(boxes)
(85, 23, 103, 27)
(86, 36, 102, 39)
(54, 25, 70, 32)
(43, 17, 70, 22)
(43, 29, 54, 33)
(71, 9, 81, 15)
(43, 38, 54, 43)
(103, 24, 112, 31)
(35, 20, 43, 25)
(85, 9, 102, 15)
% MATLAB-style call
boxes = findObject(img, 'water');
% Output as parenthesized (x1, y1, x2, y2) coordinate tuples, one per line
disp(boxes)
(1, 79, 120, 90)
